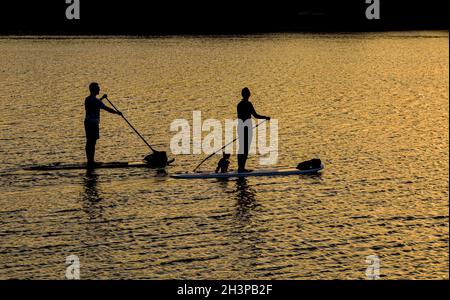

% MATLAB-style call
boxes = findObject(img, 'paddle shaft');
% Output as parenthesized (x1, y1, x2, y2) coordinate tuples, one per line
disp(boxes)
(192, 119, 267, 172)
(105, 98, 156, 153)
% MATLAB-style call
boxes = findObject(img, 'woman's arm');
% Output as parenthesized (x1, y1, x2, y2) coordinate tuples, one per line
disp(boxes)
(251, 104, 270, 120)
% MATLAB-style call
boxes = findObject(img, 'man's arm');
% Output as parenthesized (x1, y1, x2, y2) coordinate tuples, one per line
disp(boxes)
(98, 95, 122, 115)
(102, 105, 121, 115)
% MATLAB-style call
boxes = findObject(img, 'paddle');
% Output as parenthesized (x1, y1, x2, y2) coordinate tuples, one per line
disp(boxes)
(192, 119, 268, 172)
(105, 97, 158, 153)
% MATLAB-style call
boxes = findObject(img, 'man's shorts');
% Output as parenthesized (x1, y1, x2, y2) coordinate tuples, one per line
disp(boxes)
(84, 119, 100, 140)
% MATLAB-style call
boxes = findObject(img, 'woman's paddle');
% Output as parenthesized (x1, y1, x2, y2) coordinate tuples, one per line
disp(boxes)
(192, 119, 268, 172)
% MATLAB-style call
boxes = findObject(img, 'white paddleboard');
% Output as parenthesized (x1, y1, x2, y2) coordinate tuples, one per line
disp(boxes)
(171, 164, 324, 179)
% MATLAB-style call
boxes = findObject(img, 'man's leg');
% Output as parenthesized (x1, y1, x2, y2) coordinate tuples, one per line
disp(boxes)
(85, 120, 99, 165)
(86, 139, 96, 164)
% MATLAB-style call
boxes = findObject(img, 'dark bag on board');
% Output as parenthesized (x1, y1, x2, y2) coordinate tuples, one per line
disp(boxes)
(144, 151, 169, 167)
(296, 159, 322, 170)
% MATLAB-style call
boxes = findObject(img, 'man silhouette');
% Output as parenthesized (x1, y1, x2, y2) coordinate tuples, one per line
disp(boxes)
(237, 87, 270, 172)
(84, 82, 121, 167)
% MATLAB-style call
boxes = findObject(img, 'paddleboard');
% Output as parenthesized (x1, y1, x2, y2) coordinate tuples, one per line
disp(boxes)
(171, 164, 324, 179)
(24, 161, 170, 171)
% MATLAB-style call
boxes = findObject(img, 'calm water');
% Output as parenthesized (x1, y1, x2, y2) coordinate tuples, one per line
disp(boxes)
(0, 32, 448, 279)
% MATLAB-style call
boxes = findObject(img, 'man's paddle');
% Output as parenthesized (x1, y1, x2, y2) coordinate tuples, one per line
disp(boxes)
(192, 119, 268, 172)
(105, 97, 158, 153)
(106, 97, 172, 167)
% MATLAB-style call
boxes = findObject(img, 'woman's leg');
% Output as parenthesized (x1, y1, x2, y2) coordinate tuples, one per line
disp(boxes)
(238, 126, 251, 171)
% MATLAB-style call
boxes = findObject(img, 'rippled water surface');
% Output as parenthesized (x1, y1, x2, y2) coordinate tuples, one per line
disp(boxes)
(0, 32, 448, 279)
